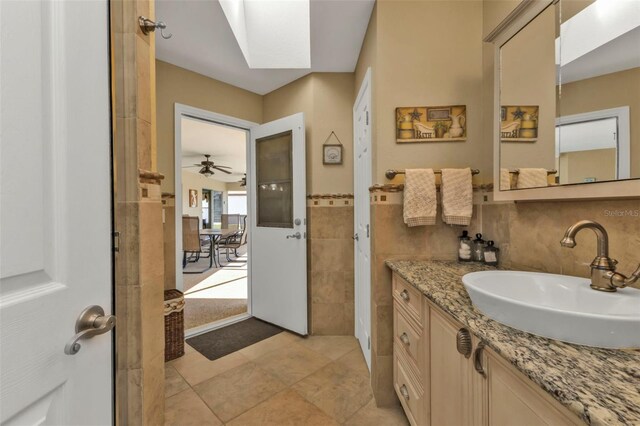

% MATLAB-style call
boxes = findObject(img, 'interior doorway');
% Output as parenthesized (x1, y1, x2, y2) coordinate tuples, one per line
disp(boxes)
(175, 104, 252, 336)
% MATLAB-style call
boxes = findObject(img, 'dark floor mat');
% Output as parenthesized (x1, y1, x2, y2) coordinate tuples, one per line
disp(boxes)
(186, 317, 284, 361)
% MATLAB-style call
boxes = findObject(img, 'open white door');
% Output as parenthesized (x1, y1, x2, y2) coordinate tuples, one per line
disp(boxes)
(0, 1, 113, 424)
(354, 69, 372, 370)
(250, 113, 307, 335)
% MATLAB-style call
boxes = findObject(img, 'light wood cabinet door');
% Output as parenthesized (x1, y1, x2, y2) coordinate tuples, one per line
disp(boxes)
(485, 348, 582, 426)
(429, 307, 479, 426)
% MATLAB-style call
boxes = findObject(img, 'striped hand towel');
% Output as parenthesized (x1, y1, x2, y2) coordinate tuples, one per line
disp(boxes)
(516, 168, 548, 189)
(403, 169, 437, 227)
(441, 168, 473, 226)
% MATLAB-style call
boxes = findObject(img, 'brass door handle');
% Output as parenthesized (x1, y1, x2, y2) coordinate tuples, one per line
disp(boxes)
(400, 332, 410, 346)
(456, 328, 472, 358)
(399, 384, 410, 400)
(64, 305, 116, 355)
(473, 342, 487, 378)
(400, 289, 410, 302)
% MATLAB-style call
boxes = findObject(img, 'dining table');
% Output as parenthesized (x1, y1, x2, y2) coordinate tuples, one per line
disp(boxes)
(200, 228, 238, 268)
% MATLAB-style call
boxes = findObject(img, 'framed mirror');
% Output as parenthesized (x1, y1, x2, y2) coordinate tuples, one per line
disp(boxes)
(489, 0, 640, 200)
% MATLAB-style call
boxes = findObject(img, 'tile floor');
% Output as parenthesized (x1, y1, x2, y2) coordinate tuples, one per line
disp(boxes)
(165, 332, 408, 425)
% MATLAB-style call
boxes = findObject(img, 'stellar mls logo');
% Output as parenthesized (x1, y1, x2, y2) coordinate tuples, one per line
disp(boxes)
(603, 209, 640, 217)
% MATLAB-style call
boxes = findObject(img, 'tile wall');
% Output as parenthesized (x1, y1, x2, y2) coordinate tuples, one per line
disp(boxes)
(307, 195, 356, 335)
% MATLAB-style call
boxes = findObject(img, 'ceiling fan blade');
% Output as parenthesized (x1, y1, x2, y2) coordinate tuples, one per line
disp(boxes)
(213, 167, 232, 174)
(213, 165, 232, 169)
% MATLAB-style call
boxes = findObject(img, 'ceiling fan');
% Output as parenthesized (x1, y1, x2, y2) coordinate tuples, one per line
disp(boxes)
(183, 154, 232, 177)
(239, 174, 246, 187)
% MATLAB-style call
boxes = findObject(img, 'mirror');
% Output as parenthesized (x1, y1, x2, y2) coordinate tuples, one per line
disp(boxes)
(499, 0, 640, 191)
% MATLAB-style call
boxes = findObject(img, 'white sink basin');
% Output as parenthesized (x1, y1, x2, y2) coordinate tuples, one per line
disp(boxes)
(462, 271, 640, 349)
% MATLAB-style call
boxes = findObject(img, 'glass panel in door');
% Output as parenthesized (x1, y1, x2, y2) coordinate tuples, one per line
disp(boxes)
(256, 131, 293, 228)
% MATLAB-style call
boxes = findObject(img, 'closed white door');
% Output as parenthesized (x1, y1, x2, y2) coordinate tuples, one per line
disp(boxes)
(250, 113, 308, 335)
(0, 0, 113, 424)
(354, 69, 372, 370)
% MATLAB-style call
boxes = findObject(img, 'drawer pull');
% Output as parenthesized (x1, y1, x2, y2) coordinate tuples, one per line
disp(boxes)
(400, 289, 410, 301)
(473, 342, 487, 378)
(400, 332, 410, 346)
(456, 328, 472, 358)
(399, 384, 410, 400)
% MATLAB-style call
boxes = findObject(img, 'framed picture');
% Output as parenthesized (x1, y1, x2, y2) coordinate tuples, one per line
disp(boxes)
(188, 189, 198, 207)
(396, 105, 467, 143)
(500, 107, 507, 121)
(323, 144, 343, 165)
(427, 107, 452, 121)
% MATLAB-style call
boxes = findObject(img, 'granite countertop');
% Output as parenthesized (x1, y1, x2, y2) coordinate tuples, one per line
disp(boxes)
(385, 260, 640, 426)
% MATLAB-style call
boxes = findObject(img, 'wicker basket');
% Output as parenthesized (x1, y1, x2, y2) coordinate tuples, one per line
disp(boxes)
(164, 289, 185, 362)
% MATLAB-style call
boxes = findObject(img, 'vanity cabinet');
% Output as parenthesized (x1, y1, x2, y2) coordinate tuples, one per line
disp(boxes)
(392, 273, 581, 426)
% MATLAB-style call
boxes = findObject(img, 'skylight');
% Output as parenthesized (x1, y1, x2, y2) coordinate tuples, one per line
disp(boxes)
(219, 0, 311, 69)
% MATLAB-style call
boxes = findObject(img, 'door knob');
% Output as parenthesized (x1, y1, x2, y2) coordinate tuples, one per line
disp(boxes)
(353, 233, 359, 241)
(286, 232, 302, 240)
(64, 305, 116, 355)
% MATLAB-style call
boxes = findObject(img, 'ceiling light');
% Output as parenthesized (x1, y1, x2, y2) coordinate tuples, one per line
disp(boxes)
(219, 0, 311, 69)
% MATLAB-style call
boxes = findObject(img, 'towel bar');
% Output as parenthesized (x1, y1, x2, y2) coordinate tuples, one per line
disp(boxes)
(509, 169, 557, 175)
(385, 168, 480, 180)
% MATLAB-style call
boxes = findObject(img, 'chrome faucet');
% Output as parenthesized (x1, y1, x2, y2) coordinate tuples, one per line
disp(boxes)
(560, 220, 640, 292)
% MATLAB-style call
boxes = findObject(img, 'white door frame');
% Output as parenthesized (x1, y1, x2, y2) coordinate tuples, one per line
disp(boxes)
(555, 106, 631, 179)
(174, 103, 256, 337)
(353, 68, 372, 369)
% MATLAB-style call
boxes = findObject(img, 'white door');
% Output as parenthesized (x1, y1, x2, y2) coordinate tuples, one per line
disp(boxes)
(354, 69, 372, 370)
(250, 113, 307, 335)
(0, 1, 113, 424)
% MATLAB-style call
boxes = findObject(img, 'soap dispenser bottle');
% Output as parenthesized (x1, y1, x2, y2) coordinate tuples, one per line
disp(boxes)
(472, 233, 485, 262)
(458, 230, 472, 262)
(483, 240, 499, 266)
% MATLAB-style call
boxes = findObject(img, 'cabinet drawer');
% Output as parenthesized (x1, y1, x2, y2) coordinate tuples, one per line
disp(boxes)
(393, 275, 423, 324)
(394, 303, 424, 375)
(394, 351, 425, 426)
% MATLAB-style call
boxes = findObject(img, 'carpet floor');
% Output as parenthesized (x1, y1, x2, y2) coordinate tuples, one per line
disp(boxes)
(182, 247, 248, 330)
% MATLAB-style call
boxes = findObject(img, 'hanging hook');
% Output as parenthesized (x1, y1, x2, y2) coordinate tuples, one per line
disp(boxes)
(138, 16, 172, 39)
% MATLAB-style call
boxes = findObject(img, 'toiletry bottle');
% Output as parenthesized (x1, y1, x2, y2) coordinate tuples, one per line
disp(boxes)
(458, 230, 472, 262)
(483, 240, 499, 266)
(472, 233, 485, 262)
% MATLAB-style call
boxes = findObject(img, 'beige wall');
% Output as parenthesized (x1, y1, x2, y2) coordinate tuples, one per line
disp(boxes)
(559, 148, 616, 184)
(500, 5, 557, 170)
(181, 171, 228, 218)
(156, 60, 263, 194)
(560, 67, 640, 178)
(263, 73, 355, 194)
(373, 0, 490, 184)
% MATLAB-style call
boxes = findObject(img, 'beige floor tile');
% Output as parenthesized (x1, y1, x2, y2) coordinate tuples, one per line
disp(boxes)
(193, 362, 286, 422)
(164, 365, 190, 398)
(164, 388, 223, 426)
(238, 332, 295, 360)
(344, 399, 409, 426)
(170, 350, 250, 386)
(292, 360, 373, 423)
(296, 335, 360, 360)
(227, 389, 339, 426)
(253, 343, 332, 386)
(336, 347, 370, 376)
(184, 343, 195, 354)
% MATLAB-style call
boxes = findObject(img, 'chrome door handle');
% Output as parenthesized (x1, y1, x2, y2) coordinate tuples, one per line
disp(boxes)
(353, 233, 359, 241)
(65, 305, 116, 355)
(286, 232, 301, 240)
